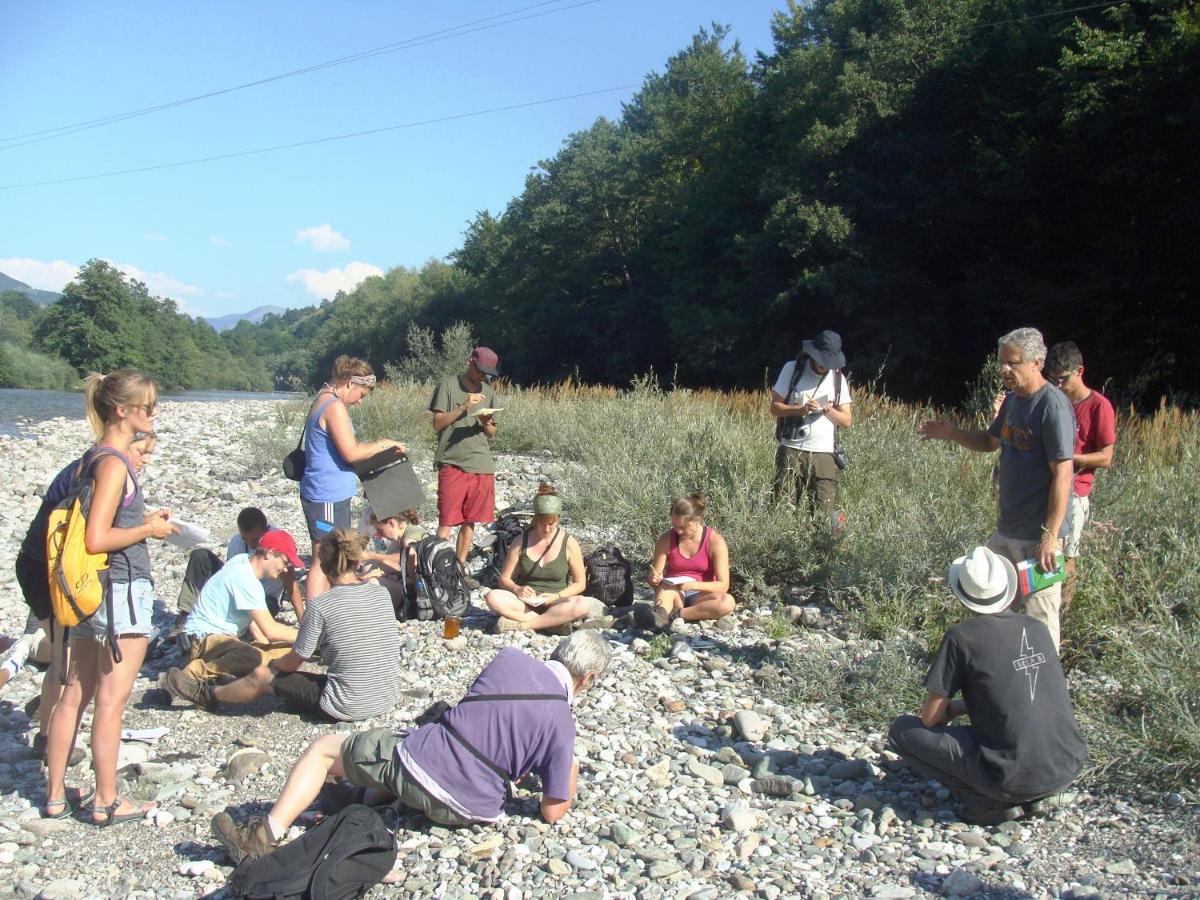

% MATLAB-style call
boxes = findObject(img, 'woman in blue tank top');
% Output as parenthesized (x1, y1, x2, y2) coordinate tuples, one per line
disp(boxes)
(299, 355, 407, 599)
(43, 370, 179, 826)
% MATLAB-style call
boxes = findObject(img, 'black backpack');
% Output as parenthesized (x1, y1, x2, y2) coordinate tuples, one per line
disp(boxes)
(413, 535, 471, 620)
(227, 804, 396, 900)
(583, 546, 634, 608)
(485, 513, 527, 587)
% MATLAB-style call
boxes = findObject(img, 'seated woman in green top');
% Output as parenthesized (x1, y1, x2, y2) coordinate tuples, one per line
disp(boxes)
(361, 508, 423, 620)
(485, 484, 599, 634)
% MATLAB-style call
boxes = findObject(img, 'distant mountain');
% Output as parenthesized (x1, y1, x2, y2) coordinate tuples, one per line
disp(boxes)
(0, 271, 62, 306)
(203, 305, 287, 332)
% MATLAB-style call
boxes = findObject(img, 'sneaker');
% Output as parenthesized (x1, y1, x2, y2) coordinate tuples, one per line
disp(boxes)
(161, 668, 216, 712)
(633, 603, 672, 632)
(211, 812, 276, 865)
(31, 733, 86, 768)
(3, 632, 38, 671)
(494, 617, 528, 634)
(1022, 792, 1074, 819)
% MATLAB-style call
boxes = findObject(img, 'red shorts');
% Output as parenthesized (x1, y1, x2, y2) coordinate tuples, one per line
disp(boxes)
(437, 465, 495, 527)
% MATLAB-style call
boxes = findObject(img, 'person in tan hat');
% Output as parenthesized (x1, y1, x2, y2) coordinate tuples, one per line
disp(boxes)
(886, 546, 1087, 825)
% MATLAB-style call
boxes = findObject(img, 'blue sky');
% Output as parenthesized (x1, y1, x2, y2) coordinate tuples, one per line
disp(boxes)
(0, 0, 785, 319)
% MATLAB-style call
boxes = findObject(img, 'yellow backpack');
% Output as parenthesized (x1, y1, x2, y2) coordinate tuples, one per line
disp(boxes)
(45, 448, 133, 628)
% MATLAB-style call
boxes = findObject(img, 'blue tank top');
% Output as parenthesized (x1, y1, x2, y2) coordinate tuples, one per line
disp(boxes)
(300, 396, 357, 502)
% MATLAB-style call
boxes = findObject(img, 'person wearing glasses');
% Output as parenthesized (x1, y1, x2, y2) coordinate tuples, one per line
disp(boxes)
(429, 347, 500, 583)
(1044, 341, 1116, 609)
(300, 355, 407, 601)
(918, 328, 1075, 652)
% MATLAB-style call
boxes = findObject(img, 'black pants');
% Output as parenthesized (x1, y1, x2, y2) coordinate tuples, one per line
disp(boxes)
(887, 715, 1054, 816)
(272, 671, 335, 720)
(178, 549, 280, 616)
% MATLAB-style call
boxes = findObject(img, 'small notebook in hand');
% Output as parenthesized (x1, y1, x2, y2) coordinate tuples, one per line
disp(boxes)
(472, 407, 503, 418)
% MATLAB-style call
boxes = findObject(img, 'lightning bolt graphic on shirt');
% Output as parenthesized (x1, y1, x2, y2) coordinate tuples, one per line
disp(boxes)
(1011, 627, 1048, 702)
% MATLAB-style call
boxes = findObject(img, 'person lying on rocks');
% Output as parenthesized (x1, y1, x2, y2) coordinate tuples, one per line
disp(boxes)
(211, 631, 611, 864)
(485, 484, 605, 634)
(169, 529, 400, 723)
(173, 508, 306, 646)
(160, 534, 302, 705)
(887, 545, 1088, 826)
(360, 508, 424, 620)
(635, 493, 736, 631)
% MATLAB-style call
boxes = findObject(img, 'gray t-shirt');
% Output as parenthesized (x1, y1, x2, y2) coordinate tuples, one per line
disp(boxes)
(926, 612, 1087, 797)
(988, 384, 1075, 541)
(292, 581, 400, 721)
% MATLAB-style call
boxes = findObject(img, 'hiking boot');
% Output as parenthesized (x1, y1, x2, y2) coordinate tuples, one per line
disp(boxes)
(31, 733, 86, 768)
(161, 667, 216, 712)
(211, 812, 275, 865)
(958, 801, 1023, 826)
(633, 603, 672, 632)
(494, 617, 528, 634)
(576, 615, 615, 631)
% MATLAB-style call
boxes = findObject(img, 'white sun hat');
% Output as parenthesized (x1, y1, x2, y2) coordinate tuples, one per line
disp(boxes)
(948, 546, 1017, 614)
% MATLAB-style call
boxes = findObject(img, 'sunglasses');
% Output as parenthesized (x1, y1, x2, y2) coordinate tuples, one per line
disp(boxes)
(1047, 372, 1074, 386)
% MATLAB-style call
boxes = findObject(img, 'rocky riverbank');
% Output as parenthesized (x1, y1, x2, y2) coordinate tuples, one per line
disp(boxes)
(0, 399, 1195, 899)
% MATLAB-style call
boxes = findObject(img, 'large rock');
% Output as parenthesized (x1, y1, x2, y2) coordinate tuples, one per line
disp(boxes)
(224, 748, 270, 782)
(722, 800, 757, 833)
(733, 710, 767, 742)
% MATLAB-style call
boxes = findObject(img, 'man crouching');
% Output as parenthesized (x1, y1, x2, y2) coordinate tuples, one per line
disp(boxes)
(212, 630, 611, 863)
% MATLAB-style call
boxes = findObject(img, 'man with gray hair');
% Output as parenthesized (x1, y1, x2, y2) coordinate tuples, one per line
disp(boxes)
(918, 327, 1075, 650)
(213, 631, 611, 863)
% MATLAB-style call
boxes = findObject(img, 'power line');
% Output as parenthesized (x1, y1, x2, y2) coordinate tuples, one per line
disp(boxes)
(0, 85, 638, 190)
(0, 0, 600, 150)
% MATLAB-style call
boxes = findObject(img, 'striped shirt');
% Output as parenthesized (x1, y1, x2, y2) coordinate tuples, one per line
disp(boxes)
(292, 581, 400, 721)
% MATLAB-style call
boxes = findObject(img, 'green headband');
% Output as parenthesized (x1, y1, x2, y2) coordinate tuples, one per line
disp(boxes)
(533, 494, 563, 515)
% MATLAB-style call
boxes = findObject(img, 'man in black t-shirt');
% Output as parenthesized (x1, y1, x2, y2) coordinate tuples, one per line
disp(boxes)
(888, 546, 1087, 825)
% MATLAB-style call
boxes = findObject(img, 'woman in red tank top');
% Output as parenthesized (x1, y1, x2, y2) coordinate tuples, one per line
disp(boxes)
(635, 493, 735, 631)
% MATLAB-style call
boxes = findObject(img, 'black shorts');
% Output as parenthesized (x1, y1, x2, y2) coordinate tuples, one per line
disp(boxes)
(15, 552, 51, 623)
(272, 671, 334, 720)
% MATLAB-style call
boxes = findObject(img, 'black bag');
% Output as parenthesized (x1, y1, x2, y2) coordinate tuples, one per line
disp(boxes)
(485, 514, 526, 587)
(584, 546, 634, 608)
(282, 437, 305, 482)
(227, 804, 396, 900)
(413, 535, 471, 620)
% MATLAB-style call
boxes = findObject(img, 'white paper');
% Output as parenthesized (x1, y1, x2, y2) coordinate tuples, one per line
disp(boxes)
(165, 517, 210, 550)
(662, 576, 691, 585)
(121, 726, 169, 744)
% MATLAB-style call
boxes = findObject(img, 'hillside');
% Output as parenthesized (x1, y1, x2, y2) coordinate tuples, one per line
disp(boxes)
(0, 271, 61, 307)
(204, 304, 287, 332)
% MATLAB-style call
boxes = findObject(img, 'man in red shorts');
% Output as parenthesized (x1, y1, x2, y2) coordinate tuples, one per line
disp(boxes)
(429, 347, 500, 584)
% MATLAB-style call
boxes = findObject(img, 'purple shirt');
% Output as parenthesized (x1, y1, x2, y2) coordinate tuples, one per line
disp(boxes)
(400, 647, 575, 821)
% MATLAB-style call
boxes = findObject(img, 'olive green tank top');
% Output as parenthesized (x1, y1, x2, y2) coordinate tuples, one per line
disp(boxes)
(515, 529, 569, 594)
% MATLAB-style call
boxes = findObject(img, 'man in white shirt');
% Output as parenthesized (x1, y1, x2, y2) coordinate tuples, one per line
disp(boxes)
(769, 330, 854, 520)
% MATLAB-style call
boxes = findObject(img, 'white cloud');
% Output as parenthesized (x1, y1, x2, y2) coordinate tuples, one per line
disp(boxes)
(287, 261, 382, 298)
(144, 233, 167, 242)
(294, 224, 350, 252)
(209, 235, 230, 246)
(112, 262, 203, 298)
(0, 257, 79, 292)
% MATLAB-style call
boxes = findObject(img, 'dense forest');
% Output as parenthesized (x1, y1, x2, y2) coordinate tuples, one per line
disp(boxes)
(6, 0, 1196, 404)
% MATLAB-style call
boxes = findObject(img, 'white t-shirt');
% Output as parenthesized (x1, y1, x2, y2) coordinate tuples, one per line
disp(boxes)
(772, 360, 853, 453)
(227, 530, 284, 602)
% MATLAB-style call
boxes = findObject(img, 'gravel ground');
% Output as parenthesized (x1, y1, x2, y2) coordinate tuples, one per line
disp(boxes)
(0, 399, 1196, 899)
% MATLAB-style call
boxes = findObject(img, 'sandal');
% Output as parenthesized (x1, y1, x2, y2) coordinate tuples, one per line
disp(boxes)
(91, 795, 155, 827)
(42, 787, 95, 819)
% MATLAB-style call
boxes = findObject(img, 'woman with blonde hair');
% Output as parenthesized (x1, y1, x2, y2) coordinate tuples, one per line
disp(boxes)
(636, 493, 736, 631)
(485, 484, 599, 633)
(300, 355, 406, 600)
(43, 370, 178, 825)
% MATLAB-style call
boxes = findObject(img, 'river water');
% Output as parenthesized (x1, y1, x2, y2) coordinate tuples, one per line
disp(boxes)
(0, 388, 298, 439)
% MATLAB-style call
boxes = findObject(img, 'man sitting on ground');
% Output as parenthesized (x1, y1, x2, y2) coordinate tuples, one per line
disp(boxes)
(887, 546, 1088, 825)
(161, 533, 302, 706)
(212, 631, 611, 864)
(174, 509, 305, 640)
(184, 529, 400, 722)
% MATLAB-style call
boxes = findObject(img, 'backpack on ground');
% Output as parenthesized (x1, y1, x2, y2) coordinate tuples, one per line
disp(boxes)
(227, 803, 396, 900)
(485, 513, 526, 587)
(583, 546, 634, 608)
(413, 535, 471, 620)
(45, 448, 135, 668)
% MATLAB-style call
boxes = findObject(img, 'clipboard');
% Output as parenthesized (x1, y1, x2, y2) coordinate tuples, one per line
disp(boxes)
(358, 452, 426, 520)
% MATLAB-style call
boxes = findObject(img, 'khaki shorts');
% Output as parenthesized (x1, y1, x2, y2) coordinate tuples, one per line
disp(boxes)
(1065, 494, 1090, 559)
(340, 728, 474, 827)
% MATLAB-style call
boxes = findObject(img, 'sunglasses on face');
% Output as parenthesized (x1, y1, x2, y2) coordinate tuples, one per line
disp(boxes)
(1047, 372, 1073, 386)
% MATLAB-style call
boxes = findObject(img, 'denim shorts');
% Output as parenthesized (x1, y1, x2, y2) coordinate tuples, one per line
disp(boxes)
(73, 578, 156, 640)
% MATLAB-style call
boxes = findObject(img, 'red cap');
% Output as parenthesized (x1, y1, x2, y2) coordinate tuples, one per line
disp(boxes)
(258, 529, 304, 570)
(471, 346, 500, 376)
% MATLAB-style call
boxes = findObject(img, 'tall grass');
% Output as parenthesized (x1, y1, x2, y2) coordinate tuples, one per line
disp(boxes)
(262, 374, 1197, 792)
